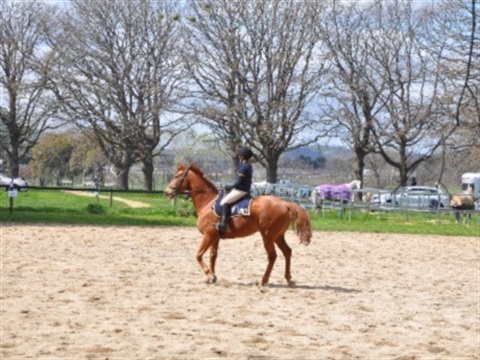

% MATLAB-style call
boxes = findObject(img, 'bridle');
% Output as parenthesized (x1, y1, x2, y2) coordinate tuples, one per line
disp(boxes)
(167, 165, 219, 198)
(166, 166, 191, 197)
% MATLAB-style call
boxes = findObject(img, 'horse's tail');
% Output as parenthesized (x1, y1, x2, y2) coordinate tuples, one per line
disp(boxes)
(287, 202, 312, 246)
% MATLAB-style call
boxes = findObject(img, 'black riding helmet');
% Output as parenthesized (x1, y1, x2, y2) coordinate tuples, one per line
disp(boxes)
(239, 147, 254, 160)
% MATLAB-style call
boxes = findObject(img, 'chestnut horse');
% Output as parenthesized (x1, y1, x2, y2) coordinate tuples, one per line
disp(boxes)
(165, 164, 312, 286)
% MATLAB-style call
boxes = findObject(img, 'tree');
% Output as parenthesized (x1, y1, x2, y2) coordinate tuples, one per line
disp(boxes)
(69, 131, 108, 184)
(29, 130, 108, 186)
(49, 0, 187, 190)
(30, 133, 73, 186)
(316, 1, 385, 187)
(446, 0, 479, 131)
(434, 0, 479, 180)
(0, 0, 62, 177)
(183, 0, 326, 182)
(366, 0, 460, 186)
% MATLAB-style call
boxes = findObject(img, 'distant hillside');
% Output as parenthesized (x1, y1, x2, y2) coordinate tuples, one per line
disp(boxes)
(283, 145, 352, 160)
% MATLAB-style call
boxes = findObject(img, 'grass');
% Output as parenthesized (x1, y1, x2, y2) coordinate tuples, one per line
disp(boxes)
(1, 189, 479, 237)
(0, 189, 196, 227)
(312, 208, 480, 237)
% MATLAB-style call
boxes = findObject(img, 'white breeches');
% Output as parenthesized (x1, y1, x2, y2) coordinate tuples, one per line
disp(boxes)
(220, 189, 248, 205)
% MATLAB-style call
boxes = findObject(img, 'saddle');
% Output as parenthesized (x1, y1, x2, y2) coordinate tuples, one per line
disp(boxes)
(212, 190, 253, 218)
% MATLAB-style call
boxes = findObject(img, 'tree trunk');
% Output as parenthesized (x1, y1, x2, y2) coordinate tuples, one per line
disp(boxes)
(354, 149, 365, 185)
(399, 158, 409, 187)
(266, 161, 278, 184)
(354, 147, 366, 200)
(142, 156, 154, 191)
(6, 116, 20, 177)
(8, 153, 20, 177)
(116, 166, 130, 190)
(113, 150, 134, 190)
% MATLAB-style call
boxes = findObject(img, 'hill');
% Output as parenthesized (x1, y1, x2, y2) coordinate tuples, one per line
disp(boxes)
(283, 145, 352, 160)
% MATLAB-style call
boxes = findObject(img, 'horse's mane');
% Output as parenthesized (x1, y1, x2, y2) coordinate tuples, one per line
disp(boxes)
(188, 163, 219, 193)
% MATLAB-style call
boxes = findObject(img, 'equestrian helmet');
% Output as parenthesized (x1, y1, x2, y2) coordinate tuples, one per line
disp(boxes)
(239, 147, 254, 160)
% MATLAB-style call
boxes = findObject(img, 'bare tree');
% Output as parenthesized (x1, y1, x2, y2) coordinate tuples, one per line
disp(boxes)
(49, 0, 186, 190)
(365, 0, 459, 186)
(0, 0, 62, 177)
(448, 0, 479, 130)
(317, 1, 387, 187)
(183, 0, 326, 182)
(435, 0, 479, 178)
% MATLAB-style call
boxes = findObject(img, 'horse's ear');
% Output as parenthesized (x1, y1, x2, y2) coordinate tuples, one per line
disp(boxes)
(177, 164, 186, 171)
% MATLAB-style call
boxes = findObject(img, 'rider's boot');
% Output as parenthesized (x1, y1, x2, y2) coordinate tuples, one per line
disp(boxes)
(216, 204, 231, 238)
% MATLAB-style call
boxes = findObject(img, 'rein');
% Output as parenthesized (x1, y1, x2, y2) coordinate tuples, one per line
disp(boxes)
(175, 189, 218, 196)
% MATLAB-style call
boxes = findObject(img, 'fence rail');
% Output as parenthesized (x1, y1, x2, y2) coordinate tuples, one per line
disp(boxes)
(251, 183, 480, 223)
(4, 184, 480, 224)
(26, 186, 165, 194)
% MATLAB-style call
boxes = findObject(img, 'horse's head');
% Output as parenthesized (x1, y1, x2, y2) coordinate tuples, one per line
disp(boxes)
(164, 164, 219, 199)
(165, 164, 191, 199)
(346, 180, 361, 190)
(467, 184, 474, 197)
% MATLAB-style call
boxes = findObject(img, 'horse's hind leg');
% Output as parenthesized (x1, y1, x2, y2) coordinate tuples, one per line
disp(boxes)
(275, 236, 293, 286)
(261, 238, 277, 286)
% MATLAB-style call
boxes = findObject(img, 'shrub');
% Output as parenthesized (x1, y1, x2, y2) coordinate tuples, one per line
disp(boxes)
(86, 203, 106, 214)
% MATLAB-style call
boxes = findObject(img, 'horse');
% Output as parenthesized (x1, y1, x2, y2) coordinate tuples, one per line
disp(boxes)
(450, 185, 475, 224)
(250, 180, 275, 197)
(165, 164, 312, 286)
(311, 180, 361, 215)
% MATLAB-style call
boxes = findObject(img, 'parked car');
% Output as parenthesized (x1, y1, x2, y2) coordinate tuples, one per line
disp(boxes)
(384, 186, 448, 209)
(0, 172, 29, 191)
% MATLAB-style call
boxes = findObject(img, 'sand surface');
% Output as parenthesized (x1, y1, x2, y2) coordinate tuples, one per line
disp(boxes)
(1, 224, 478, 359)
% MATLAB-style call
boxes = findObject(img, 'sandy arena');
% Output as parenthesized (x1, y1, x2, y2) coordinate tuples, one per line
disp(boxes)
(1, 224, 478, 359)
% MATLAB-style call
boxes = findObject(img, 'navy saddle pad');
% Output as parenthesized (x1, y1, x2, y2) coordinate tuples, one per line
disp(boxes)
(213, 190, 253, 218)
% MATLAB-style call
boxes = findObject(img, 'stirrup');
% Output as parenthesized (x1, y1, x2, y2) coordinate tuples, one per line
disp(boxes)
(215, 222, 227, 237)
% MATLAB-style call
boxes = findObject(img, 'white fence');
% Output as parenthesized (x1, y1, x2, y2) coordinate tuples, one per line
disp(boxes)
(251, 183, 480, 222)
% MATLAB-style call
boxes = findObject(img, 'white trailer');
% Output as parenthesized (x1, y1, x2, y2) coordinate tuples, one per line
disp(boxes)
(462, 172, 480, 199)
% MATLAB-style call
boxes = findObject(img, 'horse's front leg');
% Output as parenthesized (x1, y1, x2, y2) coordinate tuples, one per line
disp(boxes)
(196, 234, 217, 284)
(208, 238, 220, 283)
(316, 199, 324, 216)
(312, 194, 320, 215)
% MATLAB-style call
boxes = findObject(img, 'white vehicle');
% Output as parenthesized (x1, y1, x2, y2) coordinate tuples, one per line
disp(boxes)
(385, 186, 448, 209)
(0, 172, 29, 191)
(461, 173, 480, 199)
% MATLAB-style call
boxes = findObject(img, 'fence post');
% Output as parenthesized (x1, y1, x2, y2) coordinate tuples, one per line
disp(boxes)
(8, 182, 17, 214)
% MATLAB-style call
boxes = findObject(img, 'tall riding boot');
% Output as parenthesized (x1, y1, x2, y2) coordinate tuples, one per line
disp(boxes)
(216, 204, 231, 237)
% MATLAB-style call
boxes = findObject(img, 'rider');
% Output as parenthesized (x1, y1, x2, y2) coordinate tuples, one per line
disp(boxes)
(216, 146, 254, 237)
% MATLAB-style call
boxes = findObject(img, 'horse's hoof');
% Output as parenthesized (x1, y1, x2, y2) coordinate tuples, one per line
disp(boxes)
(206, 274, 217, 284)
(287, 280, 296, 287)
